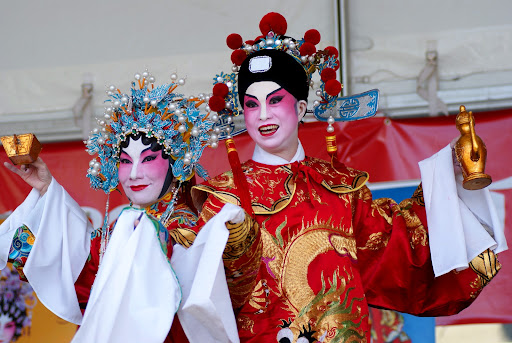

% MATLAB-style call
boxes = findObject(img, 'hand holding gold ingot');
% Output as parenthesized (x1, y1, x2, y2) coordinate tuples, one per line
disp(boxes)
(454, 105, 492, 190)
(1, 133, 42, 165)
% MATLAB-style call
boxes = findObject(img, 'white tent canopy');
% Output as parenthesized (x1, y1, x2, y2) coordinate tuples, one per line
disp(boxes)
(1, 0, 511, 141)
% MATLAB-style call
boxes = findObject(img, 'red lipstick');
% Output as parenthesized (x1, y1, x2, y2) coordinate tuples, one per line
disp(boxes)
(259, 124, 279, 136)
(130, 185, 148, 191)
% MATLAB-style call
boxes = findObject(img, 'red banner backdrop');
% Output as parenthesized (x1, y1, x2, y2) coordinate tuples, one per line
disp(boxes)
(1, 108, 511, 326)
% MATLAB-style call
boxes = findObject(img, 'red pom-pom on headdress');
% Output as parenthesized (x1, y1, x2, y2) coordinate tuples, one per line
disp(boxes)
(324, 46, 339, 58)
(208, 95, 226, 112)
(325, 79, 342, 96)
(304, 29, 321, 45)
(245, 39, 255, 46)
(321, 68, 336, 82)
(226, 33, 243, 50)
(253, 35, 264, 43)
(259, 12, 287, 36)
(213, 83, 230, 98)
(231, 49, 247, 66)
(299, 42, 316, 56)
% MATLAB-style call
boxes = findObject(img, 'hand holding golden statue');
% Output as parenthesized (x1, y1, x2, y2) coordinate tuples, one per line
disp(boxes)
(1, 133, 52, 195)
(453, 105, 492, 190)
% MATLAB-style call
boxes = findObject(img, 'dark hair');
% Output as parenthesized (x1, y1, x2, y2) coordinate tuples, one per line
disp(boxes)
(119, 133, 171, 160)
(119, 133, 175, 199)
(238, 48, 309, 104)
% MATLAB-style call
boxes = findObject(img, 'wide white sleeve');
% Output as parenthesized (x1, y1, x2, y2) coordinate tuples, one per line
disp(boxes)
(419, 144, 508, 277)
(0, 188, 42, 268)
(72, 209, 180, 343)
(171, 202, 242, 343)
(0, 178, 94, 325)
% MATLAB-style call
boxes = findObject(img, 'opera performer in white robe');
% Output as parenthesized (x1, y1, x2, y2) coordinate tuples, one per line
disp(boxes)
(0, 72, 241, 343)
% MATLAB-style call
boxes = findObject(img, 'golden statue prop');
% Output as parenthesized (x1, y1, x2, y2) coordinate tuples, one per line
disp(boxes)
(1, 133, 42, 165)
(454, 105, 492, 190)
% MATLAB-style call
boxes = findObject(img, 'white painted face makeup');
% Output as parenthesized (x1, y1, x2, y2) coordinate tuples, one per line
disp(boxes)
(0, 313, 15, 343)
(118, 138, 170, 208)
(243, 81, 307, 161)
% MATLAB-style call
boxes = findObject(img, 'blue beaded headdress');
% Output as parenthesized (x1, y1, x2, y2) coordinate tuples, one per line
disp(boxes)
(84, 70, 215, 260)
(85, 70, 215, 193)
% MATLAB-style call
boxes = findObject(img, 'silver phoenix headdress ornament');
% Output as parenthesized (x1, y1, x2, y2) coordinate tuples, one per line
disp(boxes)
(84, 70, 217, 260)
(85, 70, 216, 192)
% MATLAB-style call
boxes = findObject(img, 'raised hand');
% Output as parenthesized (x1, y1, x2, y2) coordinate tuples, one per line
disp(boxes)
(3, 157, 53, 195)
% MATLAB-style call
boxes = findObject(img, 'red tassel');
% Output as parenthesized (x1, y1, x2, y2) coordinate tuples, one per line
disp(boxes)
(225, 138, 254, 217)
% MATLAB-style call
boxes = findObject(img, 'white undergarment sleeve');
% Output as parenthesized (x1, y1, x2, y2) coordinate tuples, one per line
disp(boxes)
(419, 144, 507, 277)
(72, 209, 179, 343)
(0, 188, 41, 269)
(23, 178, 94, 325)
(172, 202, 242, 343)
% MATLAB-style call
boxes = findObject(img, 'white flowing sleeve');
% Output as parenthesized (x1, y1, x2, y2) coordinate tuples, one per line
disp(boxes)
(0, 178, 93, 325)
(419, 144, 508, 277)
(0, 188, 42, 268)
(172, 202, 242, 343)
(72, 209, 180, 343)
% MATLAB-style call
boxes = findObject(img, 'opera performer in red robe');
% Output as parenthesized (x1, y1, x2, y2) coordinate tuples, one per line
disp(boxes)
(0, 71, 241, 343)
(191, 12, 507, 343)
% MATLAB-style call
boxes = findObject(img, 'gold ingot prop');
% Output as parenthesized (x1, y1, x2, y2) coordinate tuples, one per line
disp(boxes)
(1, 133, 42, 165)
(454, 105, 492, 190)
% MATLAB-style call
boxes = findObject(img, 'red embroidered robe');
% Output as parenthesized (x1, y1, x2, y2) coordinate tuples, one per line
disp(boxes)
(192, 157, 499, 343)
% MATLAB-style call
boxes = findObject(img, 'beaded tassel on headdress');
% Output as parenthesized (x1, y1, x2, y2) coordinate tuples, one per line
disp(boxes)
(84, 70, 216, 261)
(99, 192, 111, 262)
